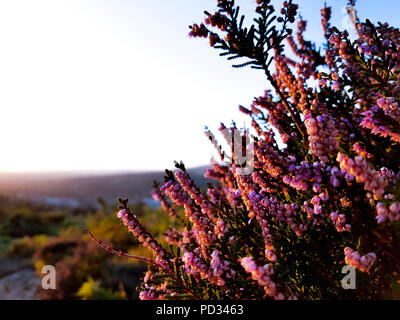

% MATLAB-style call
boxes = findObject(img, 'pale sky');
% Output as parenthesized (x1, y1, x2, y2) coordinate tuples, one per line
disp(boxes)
(0, 0, 398, 173)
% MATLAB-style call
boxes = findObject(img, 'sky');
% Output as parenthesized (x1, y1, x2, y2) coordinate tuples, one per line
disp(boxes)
(0, 0, 399, 173)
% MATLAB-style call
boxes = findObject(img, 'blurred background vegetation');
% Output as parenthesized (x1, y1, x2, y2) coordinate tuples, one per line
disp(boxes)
(0, 194, 177, 300)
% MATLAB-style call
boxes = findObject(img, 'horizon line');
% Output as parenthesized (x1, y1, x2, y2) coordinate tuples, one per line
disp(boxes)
(0, 164, 211, 176)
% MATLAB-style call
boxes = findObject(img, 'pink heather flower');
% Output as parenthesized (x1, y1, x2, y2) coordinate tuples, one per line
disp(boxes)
(305, 111, 338, 163)
(116, 208, 169, 262)
(160, 180, 173, 191)
(215, 218, 228, 238)
(189, 23, 208, 38)
(382, 39, 391, 47)
(210, 250, 227, 285)
(344, 248, 377, 273)
(321, 6, 331, 35)
(312, 183, 321, 193)
(359, 103, 400, 144)
(330, 211, 351, 232)
(376, 214, 386, 224)
(163, 228, 182, 245)
(265, 245, 277, 262)
(283, 175, 292, 184)
(182, 251, 206, 277)
(139, 290, 156, 300)
(331, 81, 340, 91)
(376, 96, 400, 121)
(175, 170, 216, 222)
(344, 247, 352, 255)
(116, 209, 126, 218)
(352, 143, 373, 159)
(227, 189, 242, 207)
(389, 202, 400, 216)
(240, 256, 284, 299)
(152, 187, 177, 217)
(162, 175, 217, 252)
(319, 192, 329, 201)
(240, 257, 257, 273)
(143, 271, 152, 283)
(331, 178, 340, 187)
(311, 195, 320, 206)
(376, 201, 400, 223)
(204, 12, 229, 31)
(337, 153, 388, 200)
(376, 202, 388, 220)
(314, 205, 322, 215)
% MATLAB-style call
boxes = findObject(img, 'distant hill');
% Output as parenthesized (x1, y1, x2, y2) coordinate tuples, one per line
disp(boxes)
(0, 166, 211, 208)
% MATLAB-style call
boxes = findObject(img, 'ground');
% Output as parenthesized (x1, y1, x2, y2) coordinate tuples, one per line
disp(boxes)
(0, 258, 39, 299)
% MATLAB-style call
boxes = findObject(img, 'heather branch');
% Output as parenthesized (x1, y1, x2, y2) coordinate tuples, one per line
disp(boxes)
(192, 0, 308, 142)
(262, 65, 307, 141)
(87, 230, 202, 300)
(87, 229, 163, 268)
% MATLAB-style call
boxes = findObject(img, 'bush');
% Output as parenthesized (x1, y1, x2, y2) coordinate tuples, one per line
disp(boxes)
(1, 208, 65, 238)
(76, 277, 126, 300)
(6, 235, 48, 258)
(91, 0, 400, 300)
(34, 239, 108, 299)
(0, 234, 11, 257)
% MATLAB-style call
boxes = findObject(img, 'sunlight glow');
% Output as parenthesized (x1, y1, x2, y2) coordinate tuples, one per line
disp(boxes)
(0, 0, 398, 172)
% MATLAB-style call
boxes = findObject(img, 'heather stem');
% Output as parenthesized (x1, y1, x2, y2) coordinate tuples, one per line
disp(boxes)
(263, 65, 307, 142)
(87, 230, 202, 300)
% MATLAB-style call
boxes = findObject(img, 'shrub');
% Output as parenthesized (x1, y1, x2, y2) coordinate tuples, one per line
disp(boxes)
(90, 0, 400, 300)
(1, 208, 64, 238)
(34, 239, 108, 299)
(76, 277, 126, 300)
(6, 234, 48, 258)
(0, 234, 11, 257)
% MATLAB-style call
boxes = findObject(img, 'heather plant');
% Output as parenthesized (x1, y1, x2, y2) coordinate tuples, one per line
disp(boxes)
(90, 0, 400, 300)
